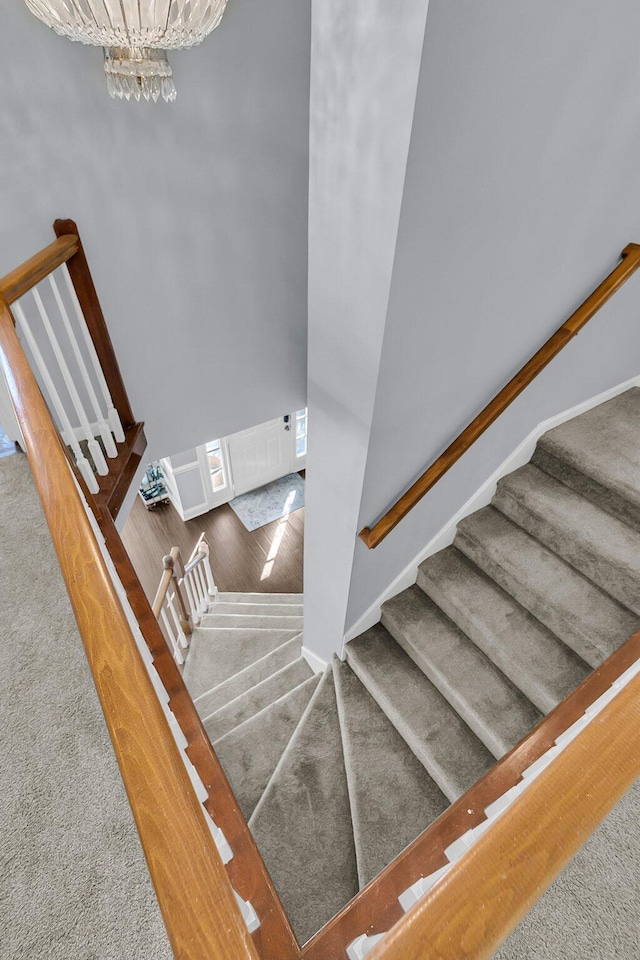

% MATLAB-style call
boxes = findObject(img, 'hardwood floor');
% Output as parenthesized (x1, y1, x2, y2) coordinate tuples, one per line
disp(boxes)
(121, 491, 304, 605)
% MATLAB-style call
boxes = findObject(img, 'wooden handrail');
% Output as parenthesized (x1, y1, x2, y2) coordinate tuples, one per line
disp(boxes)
(359, 243, 640, 548)
(5, 224, 640, 960)
(0, 235, 79, 303)
(367, 667, 640, 960)
(303, 624, 640, 959)
(0, 299, 265, 959)
(100, 517, 300, 960)
(54, 219, 136, 429)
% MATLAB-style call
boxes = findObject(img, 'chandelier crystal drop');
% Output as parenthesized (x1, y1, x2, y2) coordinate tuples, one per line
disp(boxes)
(23, 0, 229, 103)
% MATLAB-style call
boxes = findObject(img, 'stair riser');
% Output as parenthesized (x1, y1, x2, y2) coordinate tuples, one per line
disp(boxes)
(194, 637, 303, 718)
(212, 603, 303, 617)
(346, 639, 494, 803)
(217, 592, 302, 604)
(454, 526, 605, 668)
(201, 615, 304, 630)
(532, 445, 640, 534)
(202, 658, 312, 741)
(416, 565, 567, 714)
(380, 605, 539, 759)
(494, 484, 640, 617)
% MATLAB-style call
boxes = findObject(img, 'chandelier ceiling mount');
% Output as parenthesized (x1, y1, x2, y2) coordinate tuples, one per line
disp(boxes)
(23, 1, 230, 103)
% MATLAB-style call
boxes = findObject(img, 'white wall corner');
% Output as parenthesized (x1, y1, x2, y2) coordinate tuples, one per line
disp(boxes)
(301, 643, 329, 674)
(342, 373, 640, 652)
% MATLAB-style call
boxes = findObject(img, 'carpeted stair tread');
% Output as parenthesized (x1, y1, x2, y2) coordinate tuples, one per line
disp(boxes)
(193, 636, 303, 719)
(210, 602, 303, 617)
(347, 625, 494, 801)
(203, 657, 313, 741)
(217, 592, 302, 604)
(332, 659, 449, 888)
(494, 463, 640, 616)
(417, 548, 590, 713)
(455, 506, 638, 668)
(249, 670, 359, 945)
(200, 613, 304, 630)
(214, 674, 320, 820)
(381, 586, 541, 758)
(183, 628, 301, 699)
(532, 388, 640, 532)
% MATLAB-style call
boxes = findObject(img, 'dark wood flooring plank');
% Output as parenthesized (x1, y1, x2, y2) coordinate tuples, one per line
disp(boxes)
(121, 492, 304, 604)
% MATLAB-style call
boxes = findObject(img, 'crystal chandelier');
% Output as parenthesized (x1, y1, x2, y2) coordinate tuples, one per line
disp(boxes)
(23, 1, 229, 103)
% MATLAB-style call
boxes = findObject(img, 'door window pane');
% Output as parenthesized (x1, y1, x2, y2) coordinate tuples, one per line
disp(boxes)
(206, 439, 227, 491)
(295, 409, 307, 458)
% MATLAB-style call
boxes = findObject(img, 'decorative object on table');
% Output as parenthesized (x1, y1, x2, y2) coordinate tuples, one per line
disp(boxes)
(229, 473, 305, 532)
(23, 0, 229, 103)
(139, 462, 169, 510)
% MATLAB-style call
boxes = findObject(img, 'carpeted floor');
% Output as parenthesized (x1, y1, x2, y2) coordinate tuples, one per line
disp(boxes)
(0, 453, 171, 960)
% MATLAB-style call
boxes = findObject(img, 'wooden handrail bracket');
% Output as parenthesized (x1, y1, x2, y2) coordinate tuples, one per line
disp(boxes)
(0, 235, 79, 304)
(360, 243, 640, 547)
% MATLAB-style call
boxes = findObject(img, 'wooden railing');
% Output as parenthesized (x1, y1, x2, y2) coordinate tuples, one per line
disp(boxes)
(152, 535, 217, 666)
(0, 225, 298, 960)
(359, 243, 640, 548)
(2, 224, 640, 960)
(1, 219, 145, 519)
(302, 625, 640, 959)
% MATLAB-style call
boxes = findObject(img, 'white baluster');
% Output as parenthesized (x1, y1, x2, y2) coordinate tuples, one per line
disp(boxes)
(160, 606, 184, 665)
(60, 263, 125, 444)
(201, 541, 218, 604)
(196, 563, 208, 616)
(183, 570, 198, 620)
(167, 592, 189, 650)
(233, 891, 261, 934)
(13, 301, 99, 494)
(346, 934, 386, 960)
(48, 273, 118, 459)
(31, 286, 109, 476)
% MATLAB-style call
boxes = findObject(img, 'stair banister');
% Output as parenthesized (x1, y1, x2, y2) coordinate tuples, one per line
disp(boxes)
(359, 242, 640, 548)
(302, 623, 640, 960)
(0, 298, 264, 960)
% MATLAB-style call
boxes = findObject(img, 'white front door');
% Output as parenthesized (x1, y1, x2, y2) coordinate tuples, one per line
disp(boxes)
(227, 417, 292, 497)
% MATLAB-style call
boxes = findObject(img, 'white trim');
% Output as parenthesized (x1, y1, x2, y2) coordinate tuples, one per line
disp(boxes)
(182, 500, 211, 521)
(343, 374, 640, 649)
(301, 644, 328, 674)
(171, 460, 201, 475)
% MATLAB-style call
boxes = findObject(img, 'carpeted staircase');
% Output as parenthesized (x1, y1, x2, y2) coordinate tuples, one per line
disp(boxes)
(184, 387, 640, 947)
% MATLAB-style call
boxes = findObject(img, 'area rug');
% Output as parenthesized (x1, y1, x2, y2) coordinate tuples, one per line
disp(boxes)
(230, 473, 305, 531)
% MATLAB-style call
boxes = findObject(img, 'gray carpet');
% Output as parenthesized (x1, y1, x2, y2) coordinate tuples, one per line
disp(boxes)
(0, 454, 171, 960)
(215, 674, 320, 820)
(249, 670, 359, 945)
(177, 387, 640, 952)
(333, 659, 448, 888)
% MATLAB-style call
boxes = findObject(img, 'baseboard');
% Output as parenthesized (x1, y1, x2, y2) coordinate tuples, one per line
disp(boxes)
(301, 644, 328, 674)
(343, 374, 640, 649)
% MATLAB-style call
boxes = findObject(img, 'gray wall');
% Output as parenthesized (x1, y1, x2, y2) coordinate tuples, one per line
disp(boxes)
(0, 0, 310, 462)
(346, 0, 640, 627)
(303, 0, 431, 660)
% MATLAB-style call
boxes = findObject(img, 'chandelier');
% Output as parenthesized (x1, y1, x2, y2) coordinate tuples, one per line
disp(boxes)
(23, 1, 229, 103)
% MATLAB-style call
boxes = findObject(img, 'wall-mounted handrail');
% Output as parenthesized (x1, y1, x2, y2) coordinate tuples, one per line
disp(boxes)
(359, 243, 640, 548)
(0, 298, 265, 960)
